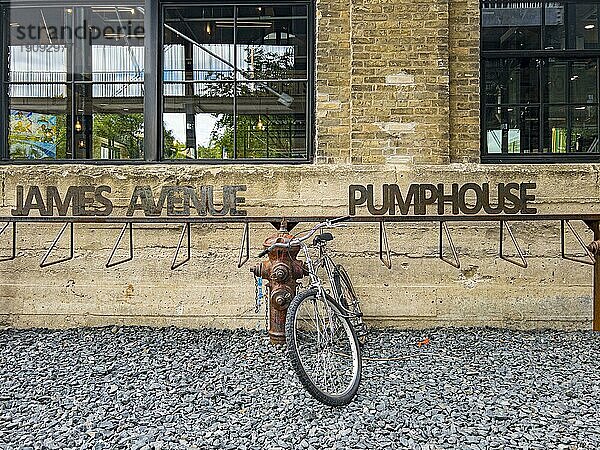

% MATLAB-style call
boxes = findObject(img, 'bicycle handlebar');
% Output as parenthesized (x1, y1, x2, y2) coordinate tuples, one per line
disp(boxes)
(256, 216, 351, 257)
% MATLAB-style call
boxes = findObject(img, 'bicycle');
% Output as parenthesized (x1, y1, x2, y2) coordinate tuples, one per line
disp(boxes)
(257, 217, 367, 406)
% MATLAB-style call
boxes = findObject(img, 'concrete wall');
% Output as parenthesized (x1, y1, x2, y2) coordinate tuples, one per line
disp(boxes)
(0, 164, 599, 330)
(1, 0, 599, 330)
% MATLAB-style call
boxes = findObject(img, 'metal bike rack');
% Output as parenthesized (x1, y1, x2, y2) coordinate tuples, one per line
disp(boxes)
(0, 221, 16, 262)
(379, 221, 392, 269)
(1, 213, 600, 329)
(40, 222, 74, 268)
(1, 215, 599, 270)
(106, 222, 134, 268)
(172, 223, 191, 270)
(561, 219, 596, 266)
(500, 221, 528, 269)
(238, 222, 250, 269)
(439, 221, 460, 269)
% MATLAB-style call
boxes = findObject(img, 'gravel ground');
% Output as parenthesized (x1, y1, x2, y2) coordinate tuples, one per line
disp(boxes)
(1, 327, 599, 450)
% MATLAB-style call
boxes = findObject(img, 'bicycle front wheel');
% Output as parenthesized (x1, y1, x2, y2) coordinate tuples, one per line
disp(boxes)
(335, 264, 368, 345)
(285, 288, 362, 406)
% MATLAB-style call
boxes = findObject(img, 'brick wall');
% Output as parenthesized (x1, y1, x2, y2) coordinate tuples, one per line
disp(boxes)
(449, 0, 480, 162)
(316, 0, 479, 164)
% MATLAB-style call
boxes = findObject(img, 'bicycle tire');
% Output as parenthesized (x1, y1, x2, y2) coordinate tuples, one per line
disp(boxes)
(285, 288, 362, 406)
(334, 264, 368, 345)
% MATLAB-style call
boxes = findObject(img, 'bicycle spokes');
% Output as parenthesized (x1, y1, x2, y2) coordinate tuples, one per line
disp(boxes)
(293, 295, 359, 397)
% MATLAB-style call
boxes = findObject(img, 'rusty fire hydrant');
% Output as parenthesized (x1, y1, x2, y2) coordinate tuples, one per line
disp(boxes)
(589, 239, 600, 255)
(251, 230, 307, 345)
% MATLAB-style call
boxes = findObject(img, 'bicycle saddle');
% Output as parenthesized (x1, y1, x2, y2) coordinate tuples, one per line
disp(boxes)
(313, 232, 334, 245)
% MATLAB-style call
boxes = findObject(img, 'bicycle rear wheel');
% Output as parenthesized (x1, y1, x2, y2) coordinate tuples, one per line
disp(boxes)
(285, 288, 361, 406)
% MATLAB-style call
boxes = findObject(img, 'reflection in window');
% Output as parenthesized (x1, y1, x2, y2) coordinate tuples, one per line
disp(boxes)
(485, 106, 540, 154)
(3, 4, 144, 160)
(484, 58, 540, 104)
(482, 1, 600, 159)
(544, 3, 600, 50)
(482, 2, 600, 51)
(571, 105, 599, 151)
(162, 4, 309, 160)
(481, 2, 541, 50)
(484, 57, 599, 155)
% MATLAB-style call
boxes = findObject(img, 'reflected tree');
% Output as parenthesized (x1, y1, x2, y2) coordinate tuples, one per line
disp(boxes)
(165, 47, 300, 159)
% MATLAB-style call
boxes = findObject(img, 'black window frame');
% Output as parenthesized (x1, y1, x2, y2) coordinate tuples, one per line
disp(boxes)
(481, 0, 600, 163)
(0, 0, 315, 164)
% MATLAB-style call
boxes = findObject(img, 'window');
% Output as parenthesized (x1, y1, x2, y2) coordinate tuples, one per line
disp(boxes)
(0, 1, 313, 163)
(481, 1, 600, 162)
(162, 4, 310, 161)
(1, 2, 145, 160)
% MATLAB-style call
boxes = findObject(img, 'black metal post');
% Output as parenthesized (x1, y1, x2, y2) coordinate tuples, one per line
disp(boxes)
(0, 4, 9, 160)
(144, 0, 160, 161)
(184, 41, 197, 157)
(593, 221, 600, 332)
(73, 7, 93, 159)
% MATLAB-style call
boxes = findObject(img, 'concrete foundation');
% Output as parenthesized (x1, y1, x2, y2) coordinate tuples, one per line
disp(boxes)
(0, 164, 598, 330)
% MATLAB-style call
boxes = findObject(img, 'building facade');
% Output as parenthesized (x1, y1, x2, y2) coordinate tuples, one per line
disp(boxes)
(0, 0, 599, 329)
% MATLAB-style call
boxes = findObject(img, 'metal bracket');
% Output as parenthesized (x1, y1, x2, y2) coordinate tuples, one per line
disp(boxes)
(561, 220, 596, 265)
(0, 222, 16, 262)
(106, 223, 134, 268)
(237, 222, 250, 268)
(439, 221, 460, 269)
(500, 221, 528, 268)
(171, 223, 191, 270)
(40, 222, 74, 268)
(379, 221, 392, 269)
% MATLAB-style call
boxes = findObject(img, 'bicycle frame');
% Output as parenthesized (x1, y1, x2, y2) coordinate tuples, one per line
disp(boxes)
(257, 217, 361, 321)
(299, 239, 361, 321)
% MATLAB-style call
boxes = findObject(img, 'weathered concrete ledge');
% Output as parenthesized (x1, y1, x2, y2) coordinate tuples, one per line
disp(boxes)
(0, 163, 598, 330)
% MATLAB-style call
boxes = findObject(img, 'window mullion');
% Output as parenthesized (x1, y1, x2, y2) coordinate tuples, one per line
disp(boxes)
(144, 0, 160, 161)
(0, 4, 8, 160)
(539, 58, 544, 154)
(233, 4, 238, 160)
(597, 56, 600, 153)
(567, 61, 572, 153)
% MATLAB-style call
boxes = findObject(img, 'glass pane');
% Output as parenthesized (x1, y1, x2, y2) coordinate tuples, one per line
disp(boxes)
(545, 3, 566, 50)
(484, 58, 539, 105)
(544, 59, 568, 104)
(6, 7, 69, 83)
(72, 83, 144, 160)
(571, 105, 598, 152)
(163, 82, 234, 159)
(164, 6, 235, 82)
(485, 106, 503, 154)
(5, 4, 144, 160)
(236, 5, 308, 80)
(568, 3, 600, 50)
(8, 84, 68, 159)
(570, 60, 597, 104)
(484, 106, 540, 154)
(512, 106, 540, 153)
(543, 105, 568, 153)
(481, 3, 541, 50)
(161, 4, 310, 161)
(236, 81, 306, 158)
(545, 3, 600, 50)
